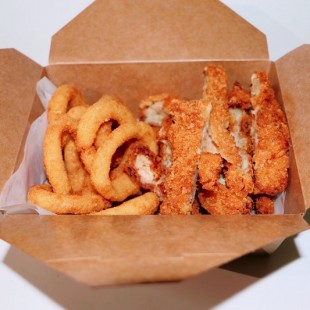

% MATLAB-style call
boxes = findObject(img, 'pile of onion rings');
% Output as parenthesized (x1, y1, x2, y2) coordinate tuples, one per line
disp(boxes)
(28, 85, 160, 215)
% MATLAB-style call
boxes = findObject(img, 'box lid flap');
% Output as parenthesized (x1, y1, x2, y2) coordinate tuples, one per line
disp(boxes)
(0, 214, 308, 286)
(0, 49, 43, 192)
(49, 0, 268, 64)
(276, 45, 310, 211)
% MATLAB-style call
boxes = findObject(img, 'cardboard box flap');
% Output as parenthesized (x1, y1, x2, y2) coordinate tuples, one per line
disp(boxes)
(0, 214, 308, 286)
(276, 45, 310, 211)
(0, 49, 43, 191)
(49, 0, 268, 64)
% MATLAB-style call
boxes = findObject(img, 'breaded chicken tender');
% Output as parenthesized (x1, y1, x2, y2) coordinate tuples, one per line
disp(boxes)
(228, 81, 252, 110)
(198, 65, 254, 214)
(198, 185, 253, 215)
(255, 195, 275, 214)
(198, 153, 223, 191)
(159, 99, 206, 215)
(139, 93, 175, 129)
(251, 72, 290, 196)
(227, 106, 254, 193)
(202, 65, 241, 165)
(122, 142, 163, 197)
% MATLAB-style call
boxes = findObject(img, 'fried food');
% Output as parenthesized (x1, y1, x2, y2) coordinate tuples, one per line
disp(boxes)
(29, 86, 161, 215)
(255, 195, 275, 214)
(66, 105, 88, 120)
(43, 115, 78, 194)
(199, 65, 254, 214)
(120, 141, 163, 195)
(159, 99, 206, 215)
(90, 192, 159, 215)
(76, 95, 135, 151)
(202, 65, 240, 165)
(228, 81, 252, 110)
(251, 72, 290, 196)
(28, 184, 111, 215)
(198, 153, 223, 191)
(91, 122, 158, 201)
(47, 85, 87, 122)
(139, 93, 174, 128)
(198, 185, 253, 215)
(29, 66, 289, 216)
(63, 138, 89, 194)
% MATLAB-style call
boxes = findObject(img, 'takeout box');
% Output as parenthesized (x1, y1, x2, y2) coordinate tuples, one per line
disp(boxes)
(0, 0, 309, 286)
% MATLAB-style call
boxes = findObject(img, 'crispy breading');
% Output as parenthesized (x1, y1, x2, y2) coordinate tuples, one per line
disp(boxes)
(255, 195, 274, 214)
(202, 65, 241, 166)
(198, 152, 223, 191)
(228, 81, 252, 110)
(159, 99, 206, 215)
(121, 142, 163, 195)
(139, 93, 175, 127)
(197, 65, 256, 214)
(199, 185, 253, 215)
(227, 107, 254, 193)
(224, 162, 253, 194)
(251, 72, 290, 196)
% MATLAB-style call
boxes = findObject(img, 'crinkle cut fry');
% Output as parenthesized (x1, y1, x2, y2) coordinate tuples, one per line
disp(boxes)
(159, 99, 206, 215)
(251, 72, 290, 196)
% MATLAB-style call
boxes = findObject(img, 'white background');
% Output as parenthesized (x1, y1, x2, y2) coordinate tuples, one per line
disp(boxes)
(1, 0, 310, 309)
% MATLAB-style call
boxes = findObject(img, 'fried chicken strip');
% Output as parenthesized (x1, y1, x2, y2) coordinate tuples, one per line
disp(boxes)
(159, 99, 206, 215)
(202, 65, 241, 165)
(251, 72, 290, 196)
(139, 93, 175, 131)
(199, 65, 254, 214)
(255, 195, 274, 214)
(198, 185, 253, 215)
(226, 83, 254, 193)
(120, 141, 164, 198)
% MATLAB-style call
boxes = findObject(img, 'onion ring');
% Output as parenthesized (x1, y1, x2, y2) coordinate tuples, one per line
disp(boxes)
(43, 116, 77, 194)
(47, 85, 87, 122)
(67, 105, 88, 120)
(90, 121, 158, 201)
(28, 184, 111, 215)
(95, 121, 113, 149)
(79, 122, 114, 173)
(76, 95, 136, 151)
(90, 192, 159, 215)
(63, 138, 89, 194)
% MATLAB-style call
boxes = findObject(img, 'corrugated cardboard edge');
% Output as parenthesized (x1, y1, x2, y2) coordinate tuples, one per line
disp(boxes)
(0, 214, 308, 286)
(0, 49, 43, 191)
(49, 0, 268, 64)
(276, 45, 310, 211)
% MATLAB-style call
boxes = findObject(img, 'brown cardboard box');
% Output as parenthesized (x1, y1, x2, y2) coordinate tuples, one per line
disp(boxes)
(0, 0, 309, 287)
